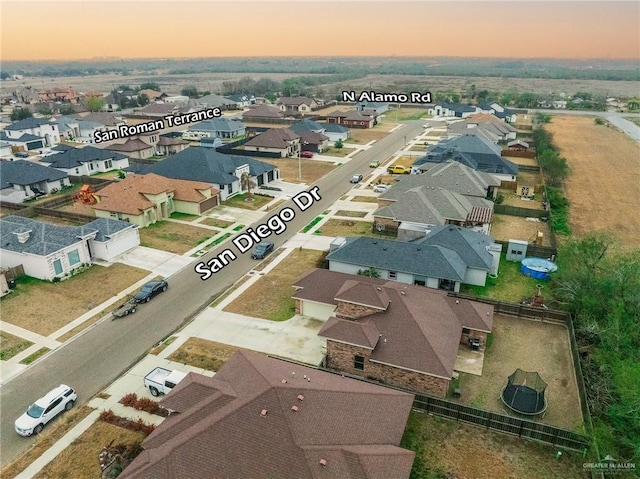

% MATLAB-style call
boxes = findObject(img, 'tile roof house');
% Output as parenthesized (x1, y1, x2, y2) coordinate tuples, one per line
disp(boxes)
(141, 147, 279, 201)
(276, 96, 318, 115)
(0, 160, 70, 203)
(38, 87, 81, 103)
(183, 117, 246, 141)
(413, 134, 518, 181)
(327, 225, 500, 292)
(242, 104, 286, 122)
(244, 127, 301, 157)
(120, 350, 415, 479)
(0, 215, 139, 280)
(293, 269, 494, 397)
(39, 145, 129, 176)
(93, 173, 219, 227)
(4, 118, 60, 146)
(326, 110, 375, 129)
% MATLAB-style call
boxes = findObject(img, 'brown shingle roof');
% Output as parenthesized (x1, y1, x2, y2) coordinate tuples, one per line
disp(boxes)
(119, 350, 415, 479)
(277, 96, 315, 107)
(107, 138, 154, 153)
(244, 127, 299, 149)
(93, 173, 218, 215)
(298, 269, 493, 378)
(243, 104, 284, 119)
(157, 136, 188, 146)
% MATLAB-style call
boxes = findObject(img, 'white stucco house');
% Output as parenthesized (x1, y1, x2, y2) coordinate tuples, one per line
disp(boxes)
(4, 118, 61, 146)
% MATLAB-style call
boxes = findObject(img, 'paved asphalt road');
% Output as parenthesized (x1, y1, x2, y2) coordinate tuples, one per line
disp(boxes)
(0, 121, 425, 466)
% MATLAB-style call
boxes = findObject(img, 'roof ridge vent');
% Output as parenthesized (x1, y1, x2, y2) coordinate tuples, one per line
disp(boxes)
(297, 394, 304, 401)
(320, 459, 327, 467)
(281, 379, 287, 384)
(291, 405, 299, 412)
(260, 409, 268, 417)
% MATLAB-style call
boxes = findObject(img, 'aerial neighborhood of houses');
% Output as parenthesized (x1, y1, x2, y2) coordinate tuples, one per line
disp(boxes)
(0, 69, 633, 479)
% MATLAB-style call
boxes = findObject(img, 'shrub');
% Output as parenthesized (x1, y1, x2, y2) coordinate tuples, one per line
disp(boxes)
(99, 409, 156, 436)
(120, 393, 138, 408)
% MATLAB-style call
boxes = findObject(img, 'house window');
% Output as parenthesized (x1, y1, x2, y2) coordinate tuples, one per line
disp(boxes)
(354, 355, 365, 371)
(388, 271, 397, 280)
(53, 259, 63, 276)
(75, 168, 80, 175)
(462, 328, 470, 335)
(89, 163, 94, 170)
(67, 249, 80, 266)
(105, 159, 112, 169)
(510, 249, 522, 256)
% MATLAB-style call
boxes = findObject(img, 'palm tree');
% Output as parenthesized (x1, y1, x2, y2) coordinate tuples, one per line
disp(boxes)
(240, 172, 257, 202)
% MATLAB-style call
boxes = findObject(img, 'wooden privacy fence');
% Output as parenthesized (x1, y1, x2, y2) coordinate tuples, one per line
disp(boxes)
(502, 149, 536, 159)
(494, 204, 548, 218)
(411, 395, 590, 452)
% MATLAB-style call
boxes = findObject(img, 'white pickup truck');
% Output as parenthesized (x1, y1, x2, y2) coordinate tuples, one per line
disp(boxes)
(144, 367, 187, 397)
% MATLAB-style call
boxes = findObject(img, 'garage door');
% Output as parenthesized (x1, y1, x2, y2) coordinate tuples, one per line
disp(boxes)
(300, 301, 335, 321)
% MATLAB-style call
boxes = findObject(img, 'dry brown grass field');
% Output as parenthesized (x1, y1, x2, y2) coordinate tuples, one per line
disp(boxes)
(546, 115, 640, 250)
(263, 158, 338, 183)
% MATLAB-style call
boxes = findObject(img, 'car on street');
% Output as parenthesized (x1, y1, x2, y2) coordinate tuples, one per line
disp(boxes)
(369, 160, 380, 168)
(134, 280, 168, 303)
(300, 151, 314, 158)
(251, 241, 275, 259)
(350, 174, 364, 184)
(15, 385, 77, 436)
(422, 122, 432, 129)
(387, 165, 412, 174)
(373, 184, 389, 193)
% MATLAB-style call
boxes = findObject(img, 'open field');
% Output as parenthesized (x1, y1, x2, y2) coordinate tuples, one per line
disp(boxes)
(167, 338, 241, 371)
(139, 220, 211, 254)
(0, 264, 149, 336)
(546, 115, 640, 250)
(380, 107, 428, 121)
(264, 158, 338, 184)
(490, 214, 553, 246)
(33, 421, 146, 479)
(223, 249, 326, 321)
(348, 128, 391, 144)
(402, 412, 587, 479)
(457, 314, 583, 432)
(1, 406, 95, 479)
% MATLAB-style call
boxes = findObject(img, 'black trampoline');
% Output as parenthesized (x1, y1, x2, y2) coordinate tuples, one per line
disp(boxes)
(500, 369, 547, 416)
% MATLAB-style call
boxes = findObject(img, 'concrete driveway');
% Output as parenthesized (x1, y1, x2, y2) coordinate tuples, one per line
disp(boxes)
(115, 246, 193, 277)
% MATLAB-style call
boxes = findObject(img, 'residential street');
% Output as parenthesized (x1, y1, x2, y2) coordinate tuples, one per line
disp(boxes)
(0, 121, 425, 466)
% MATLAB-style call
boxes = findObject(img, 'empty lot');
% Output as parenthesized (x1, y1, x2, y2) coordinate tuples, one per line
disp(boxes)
(546, 115, 640, 250)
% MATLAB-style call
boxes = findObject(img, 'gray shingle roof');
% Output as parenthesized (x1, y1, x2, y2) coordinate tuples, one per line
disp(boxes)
(413, 225, 494, 270)
(414, 134, 518, 176)
(147, 147, 276, 186)
(0, 131, 45, 143)
(39, 145, 126, 169)
(320, 122, 350, 134)
(187, 117, 245, 133)
(83, 217, 136, 242)
(0, 160, 67, 189)
(119, 350, 414, 479)
(289, 119, 324, 134)
(0, 215, 97, 256)
(5, 117, 55, 131)
(327, 236, 467, 282)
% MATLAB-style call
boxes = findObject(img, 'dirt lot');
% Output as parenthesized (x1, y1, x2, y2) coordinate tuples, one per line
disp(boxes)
(223, 249, 326, 321)
(380, 107, 428, 121)
(458, 315, 584, 432)
(1, 264, 149, 336)
(263, 158, 338, 183)
(167, 338, 241, 371)
(55, 202, 97, 216)
(138, 220, 212, 254)
(33, 421, 146, 479)
(490, 214, 553, 246)
(349, 128, 391, 144)
(546, 115, 640, 250)
(404, 413, 587, 479)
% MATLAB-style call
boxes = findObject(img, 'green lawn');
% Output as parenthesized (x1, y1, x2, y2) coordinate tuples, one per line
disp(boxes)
(169, 212, 199, 221)
(221, 193, 272, 210)
(461, 254, 543, 302)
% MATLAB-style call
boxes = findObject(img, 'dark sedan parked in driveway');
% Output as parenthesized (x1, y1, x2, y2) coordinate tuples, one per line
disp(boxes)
(134, 280, 168, 303)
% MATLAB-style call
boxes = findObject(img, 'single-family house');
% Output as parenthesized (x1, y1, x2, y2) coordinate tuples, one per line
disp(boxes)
(355, 101, 389, 115)
(326, 110, 375, 129)
(0, 141, 11, 159)
(242, 104, 286, 122)
(413, 134, 518, 181)
(38, 87, 81, 104)
(194, 94, 240, 110)
(477, 103, 518, 123)
(119, 350, 415, 479)
(128, 102, 184, 122)
(142, 147, 279, 200)
(276, 96, 317, 115)
(0, 160, 70, 203)
(0, 215, 139, 280)
(0, 131, 45, 152)
(4, 118, 60, 146)
(293, 268, 494, 397)
(321, 122, 351, 141)
(93, 173, 219, 226)
(39, 145, 129, 176)
(106, 138, 156, 160)
(244, 128, 301, 157)
(155, 133, 189, 156)
(327, 225, 500, 291)
(225, 93, 256, 106)
(290, 119, 350, 143)
(374, 185, 494, 236)
(55, 116, 106, 144)
(299, 131, 329, 153)
(138, 89, 168, 102)
(446, 114, 517, 143)
(183, 118, 246, 141)
(428, 103, 479, 118)
(506, 139, 530, 151)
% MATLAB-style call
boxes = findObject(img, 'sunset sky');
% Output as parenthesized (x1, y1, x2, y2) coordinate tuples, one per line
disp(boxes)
(1, 1, 638, 61)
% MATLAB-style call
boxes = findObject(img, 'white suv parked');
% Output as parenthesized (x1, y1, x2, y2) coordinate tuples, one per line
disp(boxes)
(15, 384, 77, 436)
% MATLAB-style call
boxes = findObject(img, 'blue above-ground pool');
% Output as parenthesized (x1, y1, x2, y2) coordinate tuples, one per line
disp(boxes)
(520, 257, 558, 280)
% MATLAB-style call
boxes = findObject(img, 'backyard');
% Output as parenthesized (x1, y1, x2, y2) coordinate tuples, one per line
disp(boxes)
(138, 220, 212, 254)
(402, 412, 587, 479)
(0, 264, 149, 336)
(223, 248, 327, 321)
(455, 314, 584, 432)
(263, 158, 338, 184)
(546, 115, 640, 251)
(490, 214, 553, 246)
